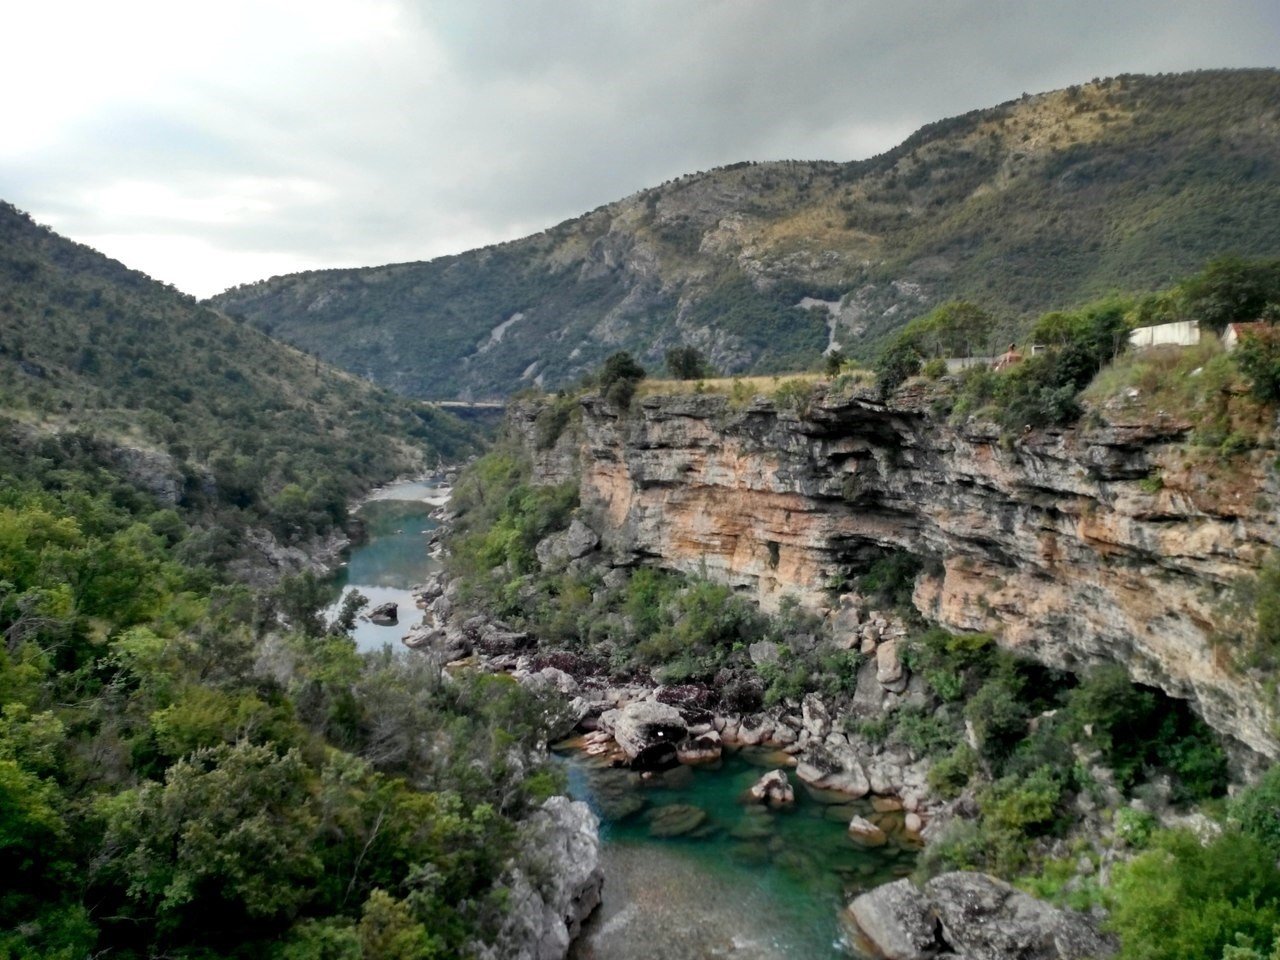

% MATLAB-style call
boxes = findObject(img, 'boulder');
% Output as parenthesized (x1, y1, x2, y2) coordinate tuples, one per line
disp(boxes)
(613, 700, 687, 768)
(402, 625, 471, 662)
(848, 815, 888, 847)
(748, 769, 796, 807)
(647, 803, 708, 838)
(677, 729, 723, 764)
(748, 640, 781, 666)
(368, 600, 398, 625)
(801, 693, 831, 738)
(925, 872, 1116, 960)
(877, 638, 909, 693)
(796, 742, 871, 797)
(846, 878, 940, 960)
(477, 620, 533, 655)
(478, 796, 603, 960)
(535, 519, 600, 569)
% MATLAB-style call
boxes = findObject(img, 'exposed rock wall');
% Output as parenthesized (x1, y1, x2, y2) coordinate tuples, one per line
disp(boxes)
(527, 386, 1280, 762)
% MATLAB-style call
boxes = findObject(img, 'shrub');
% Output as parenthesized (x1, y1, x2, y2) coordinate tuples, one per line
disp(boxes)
(922, 357, 949, 379)
(1235, 324, 1280, 404)
(928, 744, 978, 798)
(873, 339, 923, 396)
(857, 550, 923, 611)
(1108, 828, 1280, 960)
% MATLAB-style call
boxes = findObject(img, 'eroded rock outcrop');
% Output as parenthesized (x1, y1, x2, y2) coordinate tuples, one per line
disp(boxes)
(480, 796, 604, 960)
(847, 872, 1115, 960)
(543, 388, 1280, 762)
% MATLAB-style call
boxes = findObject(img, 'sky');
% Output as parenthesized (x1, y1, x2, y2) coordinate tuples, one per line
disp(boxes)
(2, 1, 1278, 298)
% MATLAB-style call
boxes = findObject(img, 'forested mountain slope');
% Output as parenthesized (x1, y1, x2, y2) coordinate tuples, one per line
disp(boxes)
(0, 201, 476, 571)
(212, 70, 1280, 399)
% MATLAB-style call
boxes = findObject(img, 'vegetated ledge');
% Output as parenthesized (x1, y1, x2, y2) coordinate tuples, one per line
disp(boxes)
(509, 379, 1280, 768)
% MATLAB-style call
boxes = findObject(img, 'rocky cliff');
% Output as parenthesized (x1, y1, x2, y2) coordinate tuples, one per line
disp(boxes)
(517, 385, 1280, 765)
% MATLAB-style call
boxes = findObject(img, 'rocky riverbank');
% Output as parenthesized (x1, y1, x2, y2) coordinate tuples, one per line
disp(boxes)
(407, 568, 945, 840)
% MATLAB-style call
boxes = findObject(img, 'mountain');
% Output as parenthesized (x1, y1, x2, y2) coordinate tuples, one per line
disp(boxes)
(0, 201, 476, 572)
(210, 69, 1280, 400)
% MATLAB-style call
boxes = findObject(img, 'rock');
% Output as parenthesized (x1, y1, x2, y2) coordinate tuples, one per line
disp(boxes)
(535, 519, 600, 569)
(872, 795, 905, 813)
(368, 600, 398, 625)
(520, 666, 580, 697)
(613, 700, 687, 767)
(925, 872, 1116, 960)
(402, 625, 471, 661)
(847, 815, 888, 847)
(479, 796, 603, 960)
(647, 803, 708, 837)
(748, 769, 796, 807)
(749, 640, 781, 666)
(737, 717, 774, 746)
(477, 621, 532, 655)
(108, 445, 183, 506)
(795, 742, 871, 797)
(853, 657, 888, 714)
(831, 594, 862, 649)
(801, 693, 831, 738)
(904, 812, 924, 833)
(677, 729, 722, 764)
(877, 639, 908, 693)
(846, 878, 940, 960)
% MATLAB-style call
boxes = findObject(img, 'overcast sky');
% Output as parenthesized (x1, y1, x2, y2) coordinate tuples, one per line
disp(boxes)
(2, 1, 1277, 298)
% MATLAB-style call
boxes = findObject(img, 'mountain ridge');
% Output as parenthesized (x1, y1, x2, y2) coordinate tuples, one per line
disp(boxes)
(211, 69, 1280, 399)
(0, 200, 477, 573)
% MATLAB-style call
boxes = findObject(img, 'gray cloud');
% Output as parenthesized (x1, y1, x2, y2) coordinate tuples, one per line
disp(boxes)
(1, 0, 1276, 296)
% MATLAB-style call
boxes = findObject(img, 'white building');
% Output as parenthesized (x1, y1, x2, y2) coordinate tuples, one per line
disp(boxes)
(1128, 319, 1200, 349)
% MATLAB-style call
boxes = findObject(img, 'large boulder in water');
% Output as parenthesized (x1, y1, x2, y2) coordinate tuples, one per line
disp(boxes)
(846, 878, 940, 960)
(748, 769, 795, 807)
(613, 700, 687, 767)
(796, 741, 871, 797)
(368, 600, 398, 625)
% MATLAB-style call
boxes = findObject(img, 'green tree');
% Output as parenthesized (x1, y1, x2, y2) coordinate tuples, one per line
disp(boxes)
(1177, 256, 1280, 333)
(1235, 324, 1280, 404)
(95, 742, 323, 935)
(665, 345, 711, 380)
(597, 351, 646, 409)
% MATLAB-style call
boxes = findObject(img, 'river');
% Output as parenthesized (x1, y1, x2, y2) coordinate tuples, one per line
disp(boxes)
(331, 479, 913, 957)
(326, 478, 448, 652)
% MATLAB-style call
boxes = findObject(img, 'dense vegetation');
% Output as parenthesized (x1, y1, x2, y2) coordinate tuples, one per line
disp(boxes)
(0, 209, 571, 958)
(213, 70, 1280, 399)
(868, 257, 1280, 442)
(0, 427, 566, 958)
(0, 203, 476, 569)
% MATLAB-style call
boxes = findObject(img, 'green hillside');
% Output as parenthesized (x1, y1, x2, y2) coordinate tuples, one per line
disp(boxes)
(212, 70, 1280, 399)
(0, 202, 476, 571)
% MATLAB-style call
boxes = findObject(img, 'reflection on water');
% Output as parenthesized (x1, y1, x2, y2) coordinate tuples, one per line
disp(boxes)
(326, 480, 446, 652)
(561, 748, 917, 959)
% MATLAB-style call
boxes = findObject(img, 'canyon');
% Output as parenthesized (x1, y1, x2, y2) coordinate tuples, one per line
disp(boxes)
(511, 382, 1280, 766)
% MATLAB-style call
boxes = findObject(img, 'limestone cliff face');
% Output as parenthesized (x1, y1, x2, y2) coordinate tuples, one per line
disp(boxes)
(528, 386, 1280, 763)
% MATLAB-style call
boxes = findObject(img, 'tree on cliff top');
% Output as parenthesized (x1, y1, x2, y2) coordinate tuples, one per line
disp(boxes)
(665, 346, 712, 380)
(597, 351, 646, 409)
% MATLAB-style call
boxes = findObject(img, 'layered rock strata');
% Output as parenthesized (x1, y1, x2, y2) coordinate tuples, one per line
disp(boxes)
(550, 387, 1279, 762)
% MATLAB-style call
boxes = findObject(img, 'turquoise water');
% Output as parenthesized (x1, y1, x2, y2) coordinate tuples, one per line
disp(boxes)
(330, 481, 916, 954)
(561, 747, 917, 959)
(326, 480, 445, 652)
